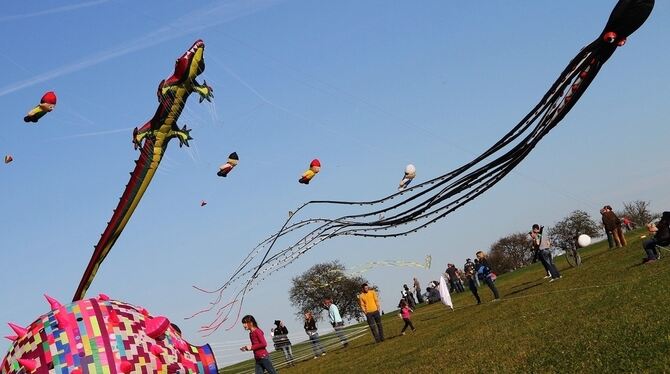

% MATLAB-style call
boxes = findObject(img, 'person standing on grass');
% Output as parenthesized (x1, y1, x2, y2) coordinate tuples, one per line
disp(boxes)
(324, 297, 349, 347)
(239, 315, 277, 374)
(475, 251, 500, 301)
(534, 224, 561, 281)
(358, 283, 385, 343)
(446, 264, 465, 293)
(398, 299, 416, 335)
(402, 284, 416, 308)
(271, 320, 293, 366)
(463, 258, 481, 304)
(530, 224, 552, 278)
(600, 207, 616, 248)
(304, 311, 326, 358)
(413, 277, 424, 303)
(601, 205, 626, 248)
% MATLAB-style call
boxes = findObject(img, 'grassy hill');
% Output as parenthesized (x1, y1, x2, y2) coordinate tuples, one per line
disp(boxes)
(221, 229, 670, 373)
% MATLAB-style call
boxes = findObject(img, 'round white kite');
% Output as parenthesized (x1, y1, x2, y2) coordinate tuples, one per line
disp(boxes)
(577, 234, 591, 248)
(405, 164, 416, 175)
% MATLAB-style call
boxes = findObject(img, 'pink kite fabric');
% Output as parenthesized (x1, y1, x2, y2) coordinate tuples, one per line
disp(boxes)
(1, 296, 218, 373)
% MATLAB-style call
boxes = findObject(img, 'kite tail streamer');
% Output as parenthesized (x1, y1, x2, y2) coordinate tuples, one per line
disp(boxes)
(191, 0, 654, 332)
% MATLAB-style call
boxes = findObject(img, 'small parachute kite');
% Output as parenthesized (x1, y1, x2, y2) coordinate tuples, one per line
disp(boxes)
(398, 164, 416, 190)
(4, 155, 13, 164)
(298, 159, 321, 184)
(217, 152, 239, 177)
(24, 91, 57, 123)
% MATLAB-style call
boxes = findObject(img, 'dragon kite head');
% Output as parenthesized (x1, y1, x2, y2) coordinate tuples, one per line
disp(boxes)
(164, 39, 206, 86)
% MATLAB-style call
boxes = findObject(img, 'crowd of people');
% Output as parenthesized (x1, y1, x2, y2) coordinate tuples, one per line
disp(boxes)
(240, 206, 670, 373)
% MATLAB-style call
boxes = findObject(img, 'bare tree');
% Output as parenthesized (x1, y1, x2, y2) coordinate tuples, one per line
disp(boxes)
(621, 200, 659, 227)
(487, 232, 535, 274)
(289, 261, 370, 322)
(549, 210, 601, 251)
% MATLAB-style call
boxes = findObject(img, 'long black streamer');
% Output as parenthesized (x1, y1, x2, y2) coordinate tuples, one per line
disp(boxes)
(190, 0, 654, 333)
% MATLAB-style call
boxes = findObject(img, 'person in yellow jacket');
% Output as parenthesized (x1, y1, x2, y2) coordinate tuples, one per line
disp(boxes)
(358, 283, 384, 343)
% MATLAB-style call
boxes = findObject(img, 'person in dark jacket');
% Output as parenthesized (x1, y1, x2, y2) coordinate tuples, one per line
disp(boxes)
(602, 205, 626, 248)
(463, 258, 481, 305)
(445, 264, 465, 293)
(271, 320, 293, 366)
(643, 211, 670, 263)
(426, 286, 441, 304)
(304, 311, 325, 358)
(402, 284, 416, 308)
(475, 251, 500, 300)
(530, 224, 552, 278)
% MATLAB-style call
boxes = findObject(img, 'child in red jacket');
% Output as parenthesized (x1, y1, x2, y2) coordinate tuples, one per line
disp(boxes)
(240, 315, 277, 374)
(398, 299, 416, 335)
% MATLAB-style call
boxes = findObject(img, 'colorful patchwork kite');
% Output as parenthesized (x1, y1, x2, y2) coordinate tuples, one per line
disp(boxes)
(1, 294, 218, 374)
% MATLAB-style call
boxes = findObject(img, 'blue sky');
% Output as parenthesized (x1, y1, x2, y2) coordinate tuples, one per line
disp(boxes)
(1, 0, 668, 367)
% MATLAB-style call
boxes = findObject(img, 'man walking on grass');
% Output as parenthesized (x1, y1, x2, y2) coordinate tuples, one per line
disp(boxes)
(358, 283, 384, 343)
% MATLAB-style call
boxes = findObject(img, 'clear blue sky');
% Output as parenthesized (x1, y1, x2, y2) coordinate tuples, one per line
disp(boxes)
(1, 0, 668, 367)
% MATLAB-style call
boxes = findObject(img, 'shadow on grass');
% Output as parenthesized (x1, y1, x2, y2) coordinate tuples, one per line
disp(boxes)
(627, 260, 661, 269)
(418, 315, 441, 322)
(510, 280, 536, 289)
(504, 282, 543, 296)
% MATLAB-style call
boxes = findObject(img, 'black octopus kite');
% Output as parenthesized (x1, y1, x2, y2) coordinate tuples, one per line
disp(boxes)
(191, 0, 655, 333)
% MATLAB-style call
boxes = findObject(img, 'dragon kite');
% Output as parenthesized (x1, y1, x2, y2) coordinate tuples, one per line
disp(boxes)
(73, 40, 213, 301)
(191, 0, 655, 333)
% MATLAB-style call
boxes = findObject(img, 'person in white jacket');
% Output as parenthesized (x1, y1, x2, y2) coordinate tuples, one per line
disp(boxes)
(324, 297, 349, 347)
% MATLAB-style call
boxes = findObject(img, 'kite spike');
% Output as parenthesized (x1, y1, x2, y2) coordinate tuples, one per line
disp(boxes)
(119, 361, 133, 374)
(107, 310, 120, 326)
(18, 358, 38, 372)
(145, 316, 170, 339)
(4, 335, 17, 342)
(98, 293, 111, 301)
(44, 294, 62, 310)
(175, 339, 188, 352)
(54, 310, 69, 329)
(8, 323, 27, 339)
(150, 344, 164, 356)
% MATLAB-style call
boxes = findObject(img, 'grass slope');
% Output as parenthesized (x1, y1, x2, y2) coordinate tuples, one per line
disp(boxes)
(221, 229, 670, 373)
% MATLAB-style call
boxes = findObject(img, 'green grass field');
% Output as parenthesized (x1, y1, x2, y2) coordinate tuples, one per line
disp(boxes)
(221, 229, 670, 373)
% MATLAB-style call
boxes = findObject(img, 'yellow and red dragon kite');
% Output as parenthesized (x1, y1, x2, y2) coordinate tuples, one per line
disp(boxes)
(73, 40, 213, 301)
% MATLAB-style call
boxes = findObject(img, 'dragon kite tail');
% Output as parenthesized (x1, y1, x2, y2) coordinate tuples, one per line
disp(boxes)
(73, 40, 212, 301)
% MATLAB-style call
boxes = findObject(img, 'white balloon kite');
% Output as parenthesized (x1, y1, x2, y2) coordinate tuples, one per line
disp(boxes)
(398, 164, 416, 190)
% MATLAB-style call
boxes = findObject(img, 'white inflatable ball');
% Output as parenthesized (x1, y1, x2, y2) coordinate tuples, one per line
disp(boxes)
(577, 234, 592, 248)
